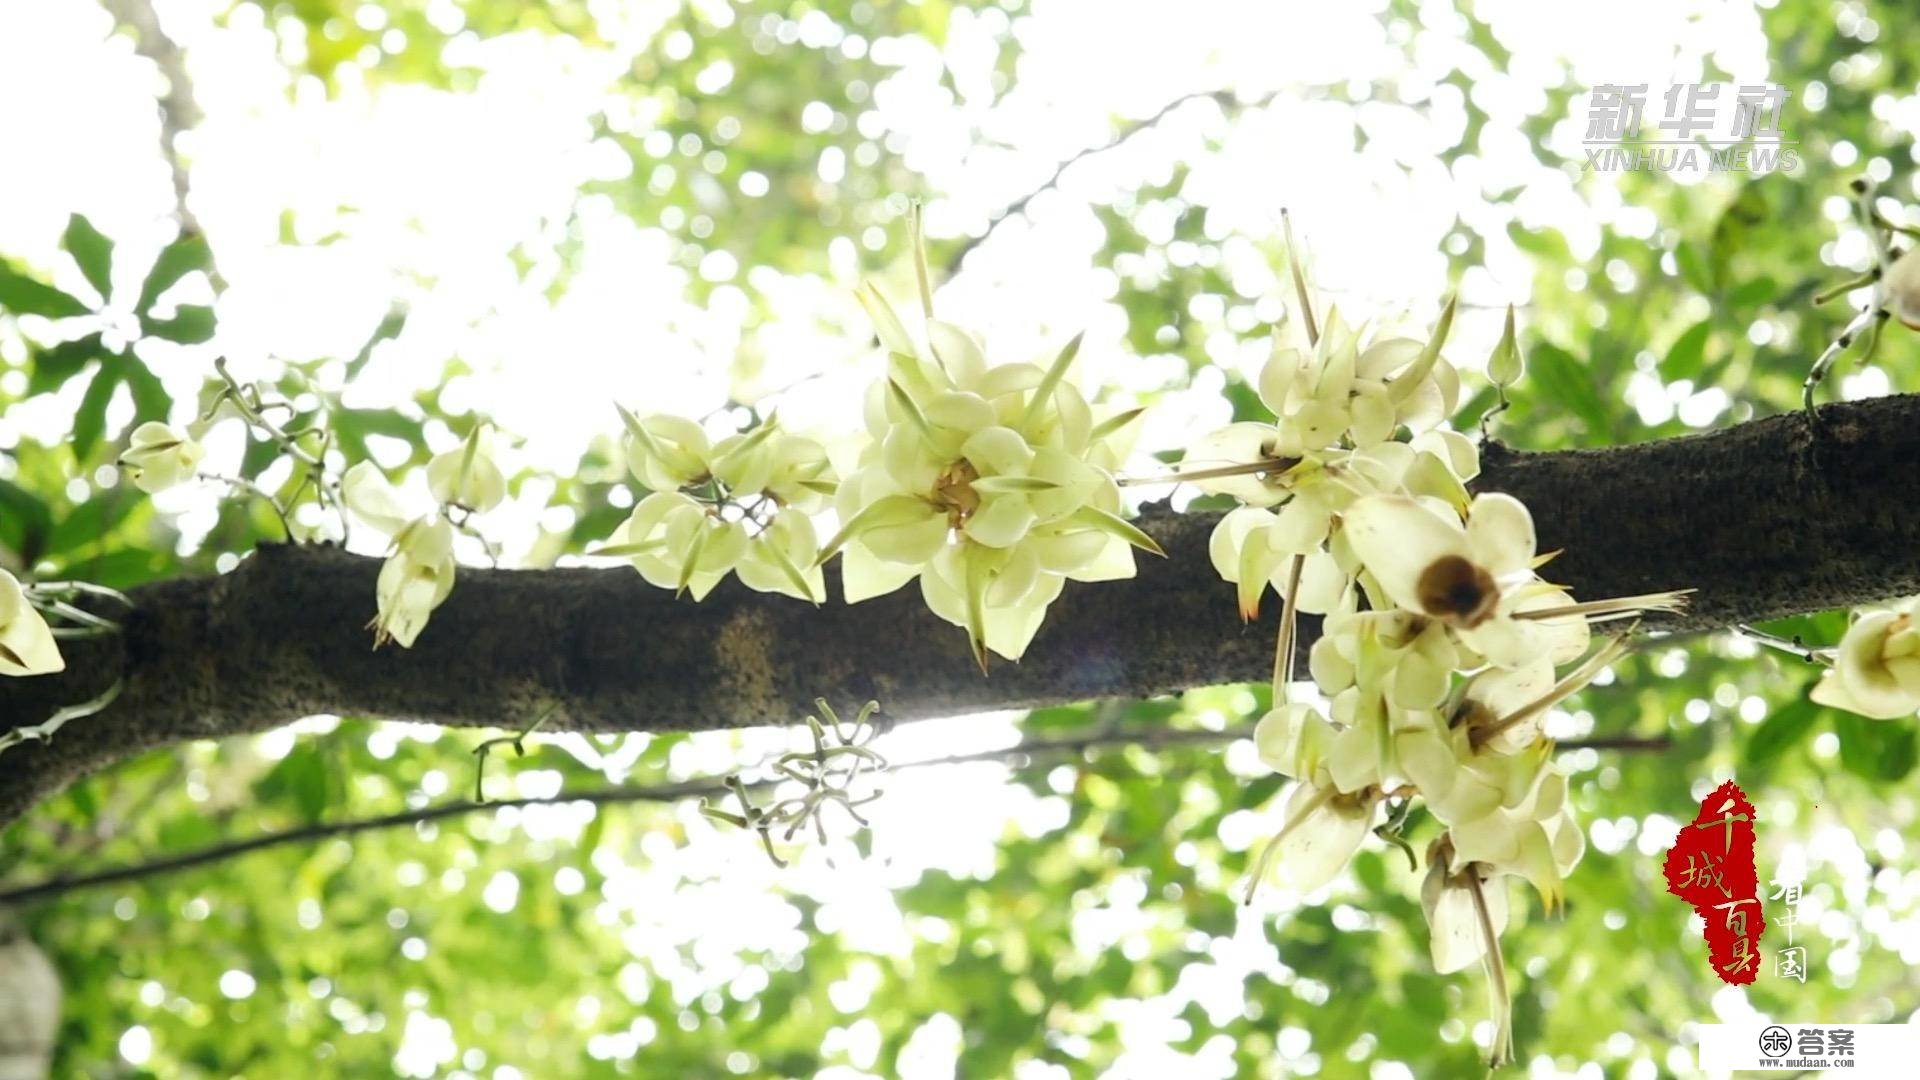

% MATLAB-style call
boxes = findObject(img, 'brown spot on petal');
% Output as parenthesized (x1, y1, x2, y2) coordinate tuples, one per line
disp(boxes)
(1417, 555, 1498, 628)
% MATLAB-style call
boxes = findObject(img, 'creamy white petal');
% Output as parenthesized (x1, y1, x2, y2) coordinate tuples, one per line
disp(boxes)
(841, 541, 921, 603)
(1464, 493, 1537, 577)
(1340, 495, 1468, 614)
(341, 462, 417, 536)
(0, 572, 63, 676)
(1266, 785, 1373, 894)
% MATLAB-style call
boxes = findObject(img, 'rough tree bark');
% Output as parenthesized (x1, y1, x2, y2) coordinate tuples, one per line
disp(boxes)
(3, 395, 1919, 830)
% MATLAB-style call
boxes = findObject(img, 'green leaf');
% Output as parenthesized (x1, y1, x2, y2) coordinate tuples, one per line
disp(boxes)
(141, 303, 217, 344)
(347, 308, 408, 379)
(1707, 181, 1770, 294)
(1662, 320, 1712, 381)
(259, 745, 333, 823)
(124, 359, 172, 422)
(72, 363, 124, 461)
(1222, 379, 1275, 424)
(1674, 241, 1712, 295)
(1527, 341, 1611, 435)
(333, 406, 428, 463)
(63, 214, 114, 300)
(0, 478, 53, 564)
(27, 333, 108, 396)
(1727, 275, 1779, 312)
(1834, 713, 1918, 783)
(1744, 696, 1820, 764)
(135, 231, 211, 314)
(51, 546, 169, 590)
(46, 491, 140, 558)
(0, 260, 90, 318)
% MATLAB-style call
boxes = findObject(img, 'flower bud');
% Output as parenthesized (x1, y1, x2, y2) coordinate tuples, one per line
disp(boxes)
(427, 428, 506, 513)
(120, 422, 205, 494)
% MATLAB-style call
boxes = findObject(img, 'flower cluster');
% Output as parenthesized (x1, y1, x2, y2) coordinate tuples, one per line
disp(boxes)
(1809, 596, 1920, 719)
(342, 425, 505, 648)
(1189, 279, 1686, 1065)
(600, 215, 1159, 670)
(820, 278, 1158, 669)
(607, 409, 837, 604)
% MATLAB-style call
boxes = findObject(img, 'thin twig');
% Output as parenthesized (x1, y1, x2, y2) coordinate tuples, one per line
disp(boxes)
(1116, 456, 1300, 488)
(1734, 624, 1833, 665)
(201, 473, 292, 539)
(943, 89, 1244, 274)
(101, 0, 204, 241)
(471, 704, 559, 803)
(0, 721, 1669, 906)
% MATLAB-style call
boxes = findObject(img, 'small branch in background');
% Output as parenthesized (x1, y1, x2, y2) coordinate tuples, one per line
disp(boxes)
(102, 0, 206, 241)
(942, 89, 1243, 275)
(471, 704, 557, 803)
(0, 721, 1666, 906)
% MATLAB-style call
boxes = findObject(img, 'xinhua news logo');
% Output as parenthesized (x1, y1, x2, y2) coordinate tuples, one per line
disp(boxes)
(1580, 82, 1801, 174)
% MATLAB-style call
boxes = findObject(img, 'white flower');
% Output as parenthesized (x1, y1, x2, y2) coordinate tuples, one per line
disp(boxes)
(1394, 711, 1545, 827)
(1181, 423, 1299, 507)
(342, 462, 420, 536)
(1343, 492, 1532, 623)
(1421, 845, 1510, 975)
(120, 421, 205, 494)
(426, 427, 506, 513)
(620, 409, 714, 492)
(343, 462, 460, 648)
(1448, 764, 1586, 913)
(1810, 598, 1920, 718)
(1253, 701, 1338, 780)
(1885, 248, 1920, 330)
(717, 430, 837, 512)
(0, 570, 64, 677)
(372, 517, 456, 648)
(612, 492, 749, 600)
(603, 407, 839, 603)
(1246, 780, 1377, 897)
(916, 542, 1067, 662)
(1208, 502, 1346, 621)
(1310, 607, 1460, 711)
(1258, 300, 1460, 451)
(1343, 491, 1579, 669)
(1420, 835, 1516, 1068)
(735, 508, 826, 603)
(828, 281, 1158, 666)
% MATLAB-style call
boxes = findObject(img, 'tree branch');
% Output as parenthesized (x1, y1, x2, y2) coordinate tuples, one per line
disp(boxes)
(102, 0, 204, 237)
(0, 723, 1667, 905)
(2, 394, 1918, 831)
